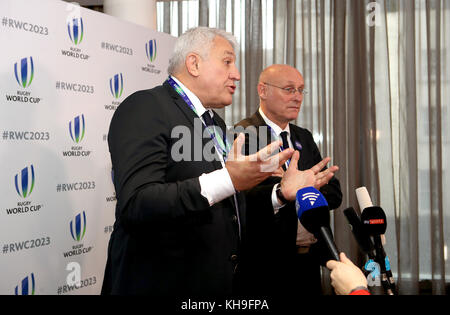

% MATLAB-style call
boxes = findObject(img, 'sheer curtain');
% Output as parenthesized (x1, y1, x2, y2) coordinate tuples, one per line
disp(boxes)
(156, 0, 449, 295)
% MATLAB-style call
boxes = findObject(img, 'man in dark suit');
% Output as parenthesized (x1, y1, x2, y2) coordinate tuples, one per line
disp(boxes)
(101, 28, 337, 297)
(235, 64, 343, 296)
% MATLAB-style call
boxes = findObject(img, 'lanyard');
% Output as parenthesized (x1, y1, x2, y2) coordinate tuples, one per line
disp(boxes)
(265, 123, 291, 168)
(167, 77, 231, 160)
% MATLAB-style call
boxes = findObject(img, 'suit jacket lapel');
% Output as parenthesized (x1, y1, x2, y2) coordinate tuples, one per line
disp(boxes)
(288, 124, 303, 169)
(164, 82, 223, 170)
(165, 81, 197, 129)
(250, 111, 274, 150)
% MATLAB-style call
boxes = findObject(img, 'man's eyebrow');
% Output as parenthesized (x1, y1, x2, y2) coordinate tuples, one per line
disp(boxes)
(223, 50, 236, 57)
(284, 80, 304, 87)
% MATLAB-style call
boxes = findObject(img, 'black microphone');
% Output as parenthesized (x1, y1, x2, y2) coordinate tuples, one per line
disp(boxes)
(356, 187, 396, 295)
(319, 226, 341, 262)
(355, 187, 387, 238)
(343, 206, 385, 295)
(343, 207, 375, 259)
(360, 206, 387, 236)
(296, 187, 340, 261)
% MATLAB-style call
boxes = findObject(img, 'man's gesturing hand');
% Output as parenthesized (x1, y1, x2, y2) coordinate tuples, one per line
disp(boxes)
(226, 133, 294, 191)
(279, 153, 339, 201)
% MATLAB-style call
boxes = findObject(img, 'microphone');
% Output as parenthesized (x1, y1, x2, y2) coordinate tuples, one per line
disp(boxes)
(355, 187, 388, 244)
(343, 207, 385, 295)
(296, 187, 340, 261)
(355, 187, 396, 295)
(343, 207, 375, 259)
(360, 205, 387, 237)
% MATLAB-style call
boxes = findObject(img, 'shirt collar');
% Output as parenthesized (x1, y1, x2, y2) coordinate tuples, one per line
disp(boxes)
(170, 75, 213, 118)
(258, 107, 290, 137)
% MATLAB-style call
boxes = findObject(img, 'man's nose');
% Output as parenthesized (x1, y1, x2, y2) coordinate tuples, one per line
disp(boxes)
(293, 91, 303, 102)
(230, 65, 241, 81)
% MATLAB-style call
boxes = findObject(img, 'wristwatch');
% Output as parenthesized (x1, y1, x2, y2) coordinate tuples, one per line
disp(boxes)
(275, 183, 288, 204)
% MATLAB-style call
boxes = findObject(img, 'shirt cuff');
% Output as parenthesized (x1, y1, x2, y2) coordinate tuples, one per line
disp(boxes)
(271, 184, 285, 214)
(199, 168, 236, 206)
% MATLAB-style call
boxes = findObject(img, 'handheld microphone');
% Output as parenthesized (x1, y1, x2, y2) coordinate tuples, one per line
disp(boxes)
(343, 207, 375, 259)
(296, 187, 340, 261)
(360, 207, 387, 236)
(356, 187, 388, 244)
(355, 187, 396, 295)
(343, 207, 385, 295)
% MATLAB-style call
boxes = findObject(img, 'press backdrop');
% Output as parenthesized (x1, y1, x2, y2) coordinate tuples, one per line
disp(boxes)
(0, 0, 175, 295)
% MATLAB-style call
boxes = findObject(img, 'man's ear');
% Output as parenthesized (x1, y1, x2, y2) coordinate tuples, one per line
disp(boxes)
(185, 53, 201, 77)
(257, 82, 267, 99)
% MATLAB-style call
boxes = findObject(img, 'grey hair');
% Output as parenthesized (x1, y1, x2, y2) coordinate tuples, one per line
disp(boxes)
(167, 27, 238, 76)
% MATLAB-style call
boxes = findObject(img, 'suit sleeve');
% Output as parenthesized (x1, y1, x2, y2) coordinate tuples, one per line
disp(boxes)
(108, 90, 211, 233)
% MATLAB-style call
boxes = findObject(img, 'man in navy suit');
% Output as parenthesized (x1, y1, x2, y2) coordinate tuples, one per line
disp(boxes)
(236, 64, 342, 296)
(101, 28, 338, 297)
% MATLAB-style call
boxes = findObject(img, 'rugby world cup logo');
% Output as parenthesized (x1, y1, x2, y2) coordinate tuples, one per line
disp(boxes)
(109, 73, 124, 99)
(70, 211, 87, 242)
(69, 114, 85, 144)
(67, 17, 84, 45)
(15, 165, 35, 198)
(15, 273, 36, 295)
(145, 39, 157, 62)
(14, 57, 34, 88)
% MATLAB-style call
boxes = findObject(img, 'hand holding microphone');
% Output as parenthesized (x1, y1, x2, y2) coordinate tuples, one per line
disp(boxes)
(326, 253, 369, 295)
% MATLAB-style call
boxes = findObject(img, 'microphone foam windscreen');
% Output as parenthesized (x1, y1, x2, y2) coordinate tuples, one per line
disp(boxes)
(356, 187, 373, 211)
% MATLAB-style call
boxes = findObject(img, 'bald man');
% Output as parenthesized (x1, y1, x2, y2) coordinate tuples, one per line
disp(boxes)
(235, 64, 342, 296)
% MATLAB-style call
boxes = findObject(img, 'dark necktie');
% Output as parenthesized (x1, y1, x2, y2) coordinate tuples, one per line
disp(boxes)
(202, 111, 227, 151)
(280, 131, 290, 171)
(280, 131, 290, 150)
(202, 111, 216, 127)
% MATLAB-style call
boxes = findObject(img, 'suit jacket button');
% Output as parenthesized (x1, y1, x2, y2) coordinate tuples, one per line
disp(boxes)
(231, 215, 238, 223)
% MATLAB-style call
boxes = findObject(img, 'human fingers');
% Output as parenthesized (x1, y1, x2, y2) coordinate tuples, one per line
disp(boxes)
(310, 157, 331, 174)
(228, 133, 245, 161)
(286, 150, 300, 172)
(326, 259, 340, 270)
(272, 167, 285, 178)
(255, 140, 284, 161)
(314, 166, 339, 186)
(340, 252, 356, 267)
(261, 148, 294, 173)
